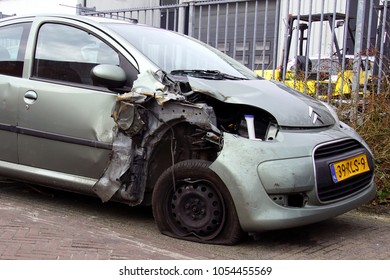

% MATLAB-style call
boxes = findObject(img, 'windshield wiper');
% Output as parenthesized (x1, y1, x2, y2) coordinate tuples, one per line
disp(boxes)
(170, 69, 248, 80)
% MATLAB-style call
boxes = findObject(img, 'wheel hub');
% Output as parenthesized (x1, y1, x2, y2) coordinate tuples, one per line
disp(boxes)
(170, 180, 225, 238)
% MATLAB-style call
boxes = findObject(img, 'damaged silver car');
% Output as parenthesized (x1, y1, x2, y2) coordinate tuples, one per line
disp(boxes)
(0, 15, 375, 244)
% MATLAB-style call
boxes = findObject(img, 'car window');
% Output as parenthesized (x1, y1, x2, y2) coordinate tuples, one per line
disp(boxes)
(0, 22, 31, 77)
(33, 23, 131, 87)
(106, 23, 258, 80)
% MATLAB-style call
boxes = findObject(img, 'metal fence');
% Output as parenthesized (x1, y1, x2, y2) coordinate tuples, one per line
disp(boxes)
(282, 0, 390, 101)
(81, 0, 390, 101)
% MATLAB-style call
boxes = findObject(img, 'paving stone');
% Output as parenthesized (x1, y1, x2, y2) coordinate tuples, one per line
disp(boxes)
(1, 183, 389, 260)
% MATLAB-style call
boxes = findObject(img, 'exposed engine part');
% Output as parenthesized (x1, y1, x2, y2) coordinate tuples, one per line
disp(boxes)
(94, 70, 278, 205)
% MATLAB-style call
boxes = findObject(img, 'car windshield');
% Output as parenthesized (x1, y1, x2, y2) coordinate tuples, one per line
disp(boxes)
(105, 23, 258, 80)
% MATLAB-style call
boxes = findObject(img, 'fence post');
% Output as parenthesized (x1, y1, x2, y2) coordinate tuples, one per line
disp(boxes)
(352, 0, 366, 123)
(178, 5, 185, 34)
(188, 1, 194, 37)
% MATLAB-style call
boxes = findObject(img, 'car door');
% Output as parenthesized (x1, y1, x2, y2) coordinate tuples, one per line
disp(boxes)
(0, 21, 31, 164)
(17, 20, 137, 179)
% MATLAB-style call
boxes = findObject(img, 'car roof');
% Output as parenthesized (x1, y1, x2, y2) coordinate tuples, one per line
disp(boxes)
(0, 13, 134, 25)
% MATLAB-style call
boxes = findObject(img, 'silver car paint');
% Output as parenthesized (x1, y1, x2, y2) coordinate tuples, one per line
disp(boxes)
(187, 76, 335, 127)
(17, 78, 115, 178)
(0, 15, 376, 235)
(210, 130, 375, 232)
(8, 16, 144, 178)
(0, 76, 18, 163)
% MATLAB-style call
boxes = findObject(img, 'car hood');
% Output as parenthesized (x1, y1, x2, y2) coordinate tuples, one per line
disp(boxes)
(187, 77, 336, 128)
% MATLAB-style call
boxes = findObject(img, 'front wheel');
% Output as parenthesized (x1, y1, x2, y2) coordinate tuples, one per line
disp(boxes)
(152, 160, 242, 245)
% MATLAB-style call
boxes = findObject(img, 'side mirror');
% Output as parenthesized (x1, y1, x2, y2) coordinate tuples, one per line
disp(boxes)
(91, 64, 127, 89)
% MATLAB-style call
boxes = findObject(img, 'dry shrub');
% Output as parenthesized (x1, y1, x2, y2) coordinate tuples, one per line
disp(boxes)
(339, 90, 390, 206)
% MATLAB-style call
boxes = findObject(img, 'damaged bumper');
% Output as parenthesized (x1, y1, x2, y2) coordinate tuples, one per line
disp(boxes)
(210, 130, 375, 232)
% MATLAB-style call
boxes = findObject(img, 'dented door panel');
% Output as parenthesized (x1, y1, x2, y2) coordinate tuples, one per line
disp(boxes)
(17, 79, 115, 178)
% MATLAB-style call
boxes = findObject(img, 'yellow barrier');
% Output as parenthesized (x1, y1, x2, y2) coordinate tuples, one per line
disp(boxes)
(255, 69, 369, 97)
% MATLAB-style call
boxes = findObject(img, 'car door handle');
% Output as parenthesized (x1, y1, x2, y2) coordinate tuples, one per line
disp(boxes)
(24, 91, 38, 104)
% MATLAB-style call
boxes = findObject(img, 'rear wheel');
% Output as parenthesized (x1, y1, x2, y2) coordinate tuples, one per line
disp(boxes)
(152, 159, 242, 244)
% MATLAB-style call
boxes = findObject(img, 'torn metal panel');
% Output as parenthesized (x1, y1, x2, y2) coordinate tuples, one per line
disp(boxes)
(92, 69, 181, 203)
(131, 69, 166, 94)
(144, 100, 218, 131)
(115, 99, 220, 205)
(92, 131, 133, 202)
(118, 145, 146, 204)
(111, 101, 145, 137)
(93, 69, 225, 205)
(116, 89, 185, 106)
(130, 69, 184, 104)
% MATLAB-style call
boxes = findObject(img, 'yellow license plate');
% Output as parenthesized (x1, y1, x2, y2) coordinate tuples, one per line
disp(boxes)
(330, 154, 370, 183)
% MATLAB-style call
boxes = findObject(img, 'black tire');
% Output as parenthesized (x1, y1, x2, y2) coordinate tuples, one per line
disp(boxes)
(152, 159, 243, 245)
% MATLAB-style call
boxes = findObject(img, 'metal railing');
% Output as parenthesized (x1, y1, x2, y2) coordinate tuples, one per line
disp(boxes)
(81, 3, 189, 33)
(81, 0, 390, 101)
(268, 0, 389, 101)
(187, 0, 281, 73)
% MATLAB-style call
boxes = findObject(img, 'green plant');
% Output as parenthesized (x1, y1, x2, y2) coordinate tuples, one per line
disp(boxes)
(376, 184, 390, 204)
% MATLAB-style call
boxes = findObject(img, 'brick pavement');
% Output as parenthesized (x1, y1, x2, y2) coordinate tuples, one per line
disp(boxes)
(0, 183, 201, 260)
(1, 182, 390, 260)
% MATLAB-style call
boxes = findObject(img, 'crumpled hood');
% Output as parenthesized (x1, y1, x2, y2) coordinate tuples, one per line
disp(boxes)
(187, 77, 336, 127)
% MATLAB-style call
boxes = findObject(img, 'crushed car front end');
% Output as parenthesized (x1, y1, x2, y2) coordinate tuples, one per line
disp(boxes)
(183, 77, 375, 233)
(101, 19, 375, 242)
(210, 128, 375, 232)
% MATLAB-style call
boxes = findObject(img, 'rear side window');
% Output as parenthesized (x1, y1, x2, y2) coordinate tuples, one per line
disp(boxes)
(33, 23, 137, 88)
(0, 22, 31, 77)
